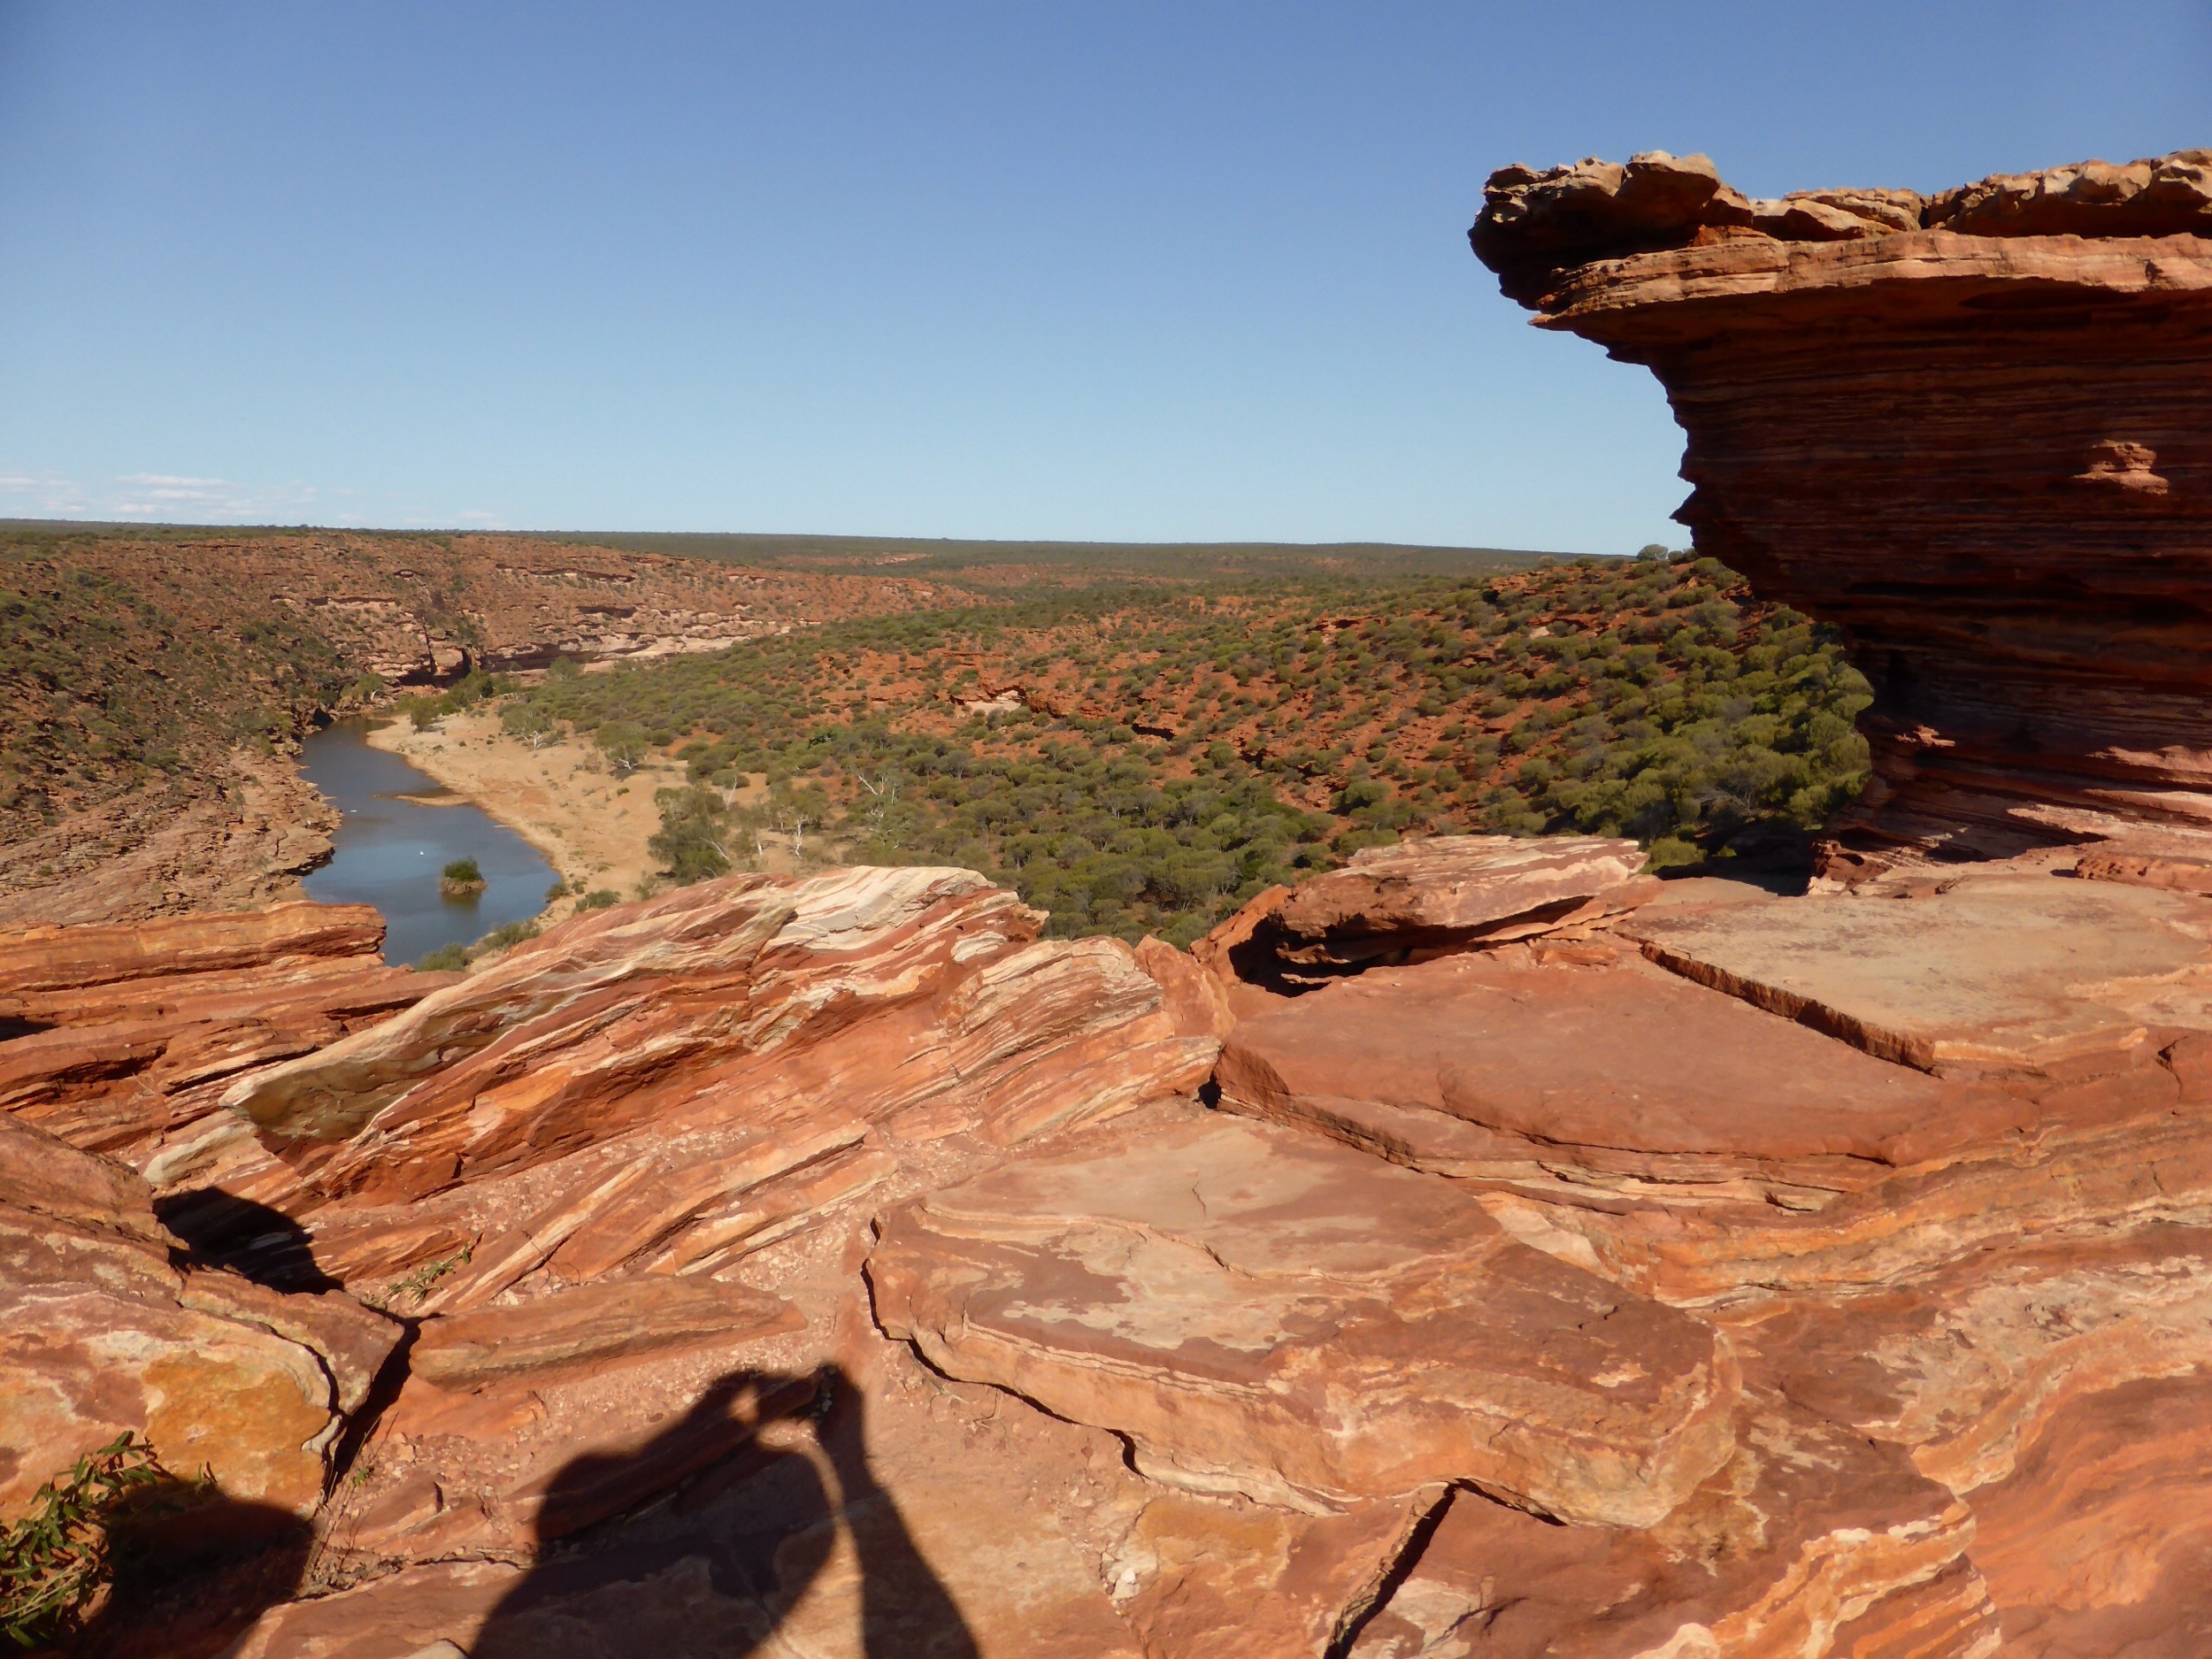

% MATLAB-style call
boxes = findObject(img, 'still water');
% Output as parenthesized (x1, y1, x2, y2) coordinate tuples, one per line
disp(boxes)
(300, 723, 555, 966)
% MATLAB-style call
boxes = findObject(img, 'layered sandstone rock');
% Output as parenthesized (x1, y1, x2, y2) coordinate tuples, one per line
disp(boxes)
(1472, 148, 2212, 864)
(0, 903, 445, 1183)
(1624, 870, 2212, 1073)
(177, 869, 1218, 1316)
(1196, 832, 1656, 991)
(14, 834, 2212, 1654)
(0, 1113, 399, 1525)
(870, 1110, 1739, 1527)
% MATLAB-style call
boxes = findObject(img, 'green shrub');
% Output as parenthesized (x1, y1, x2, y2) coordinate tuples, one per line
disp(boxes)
(415, 943, 469, 972)
(0, 1432, 166, 1650)
(595, 720, 649, 774)
(649, 785, 738, 883)
(442, 857, 482, 884)
(475, 919, 540, 954)
(575, 887, 620, 911)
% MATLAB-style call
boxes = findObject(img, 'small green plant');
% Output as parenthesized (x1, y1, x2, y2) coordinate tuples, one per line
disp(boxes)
(414, 942, 470, 972)
(575, 887, 620, 911)
(441, 857, 481, 883)
(0, 1432, 165, 1649)
(372, 1242, 473, 1310)
(543, 876, 570, 903)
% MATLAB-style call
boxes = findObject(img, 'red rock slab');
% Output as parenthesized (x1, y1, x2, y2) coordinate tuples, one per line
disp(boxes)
(1118, 1486, 1448, 1659)
(870, 1111, 1740, 1528)
(1720, 1228, 2212, 1501)
(410, 1275, 802, 1387)
(1627, 875, 2212, 1074)
(0, 910, 448, 1186)
(268, 930, 1212, 1307)
(312, 1336, 1161, 1656)
(1484, 1106, 2212, 1307)
(219, 872, 822, 1147)
(1966, 1373, 2212, 1657)
(1348, 1397, 1977, 1659)
(217, 902, 1214, 1319)
(336, 1352, 826, 1563)
(0, 1280, 337, 1520)
(1200, 834, 1657, 987)
(1216, 949, 1999, 1211)
(0, 902, 388, 1010)
(0, 1108, 169, 1250)
(0, 962, 443, 1164)
(222, 1561, 525, 1659)
(224, 866, 1040, 1171)
(1, 950, 425, 1032)
(0, 1122, 192, 1310)
(180, 1271, 402, 1420)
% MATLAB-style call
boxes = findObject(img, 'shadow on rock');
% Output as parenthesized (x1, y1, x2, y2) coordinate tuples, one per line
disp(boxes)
(152, 1188, 339, 1293)
(68, 1484, 314, 1659)
(473, 1364, 979, 1659)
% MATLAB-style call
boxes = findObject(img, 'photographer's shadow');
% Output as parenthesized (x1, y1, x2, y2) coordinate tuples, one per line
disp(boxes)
(472, 1364, 978, 1659)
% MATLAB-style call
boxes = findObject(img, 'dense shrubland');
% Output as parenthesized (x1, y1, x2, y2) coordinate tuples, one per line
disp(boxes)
(500, 551, 1871, 944)
(0, 553, 354, 833)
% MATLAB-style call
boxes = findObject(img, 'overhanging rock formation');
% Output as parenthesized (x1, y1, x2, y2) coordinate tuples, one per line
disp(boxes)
(1471, 149, 2212, 866)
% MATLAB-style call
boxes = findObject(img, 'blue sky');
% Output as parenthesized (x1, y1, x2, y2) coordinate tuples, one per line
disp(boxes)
(1, 4, 2204, 551)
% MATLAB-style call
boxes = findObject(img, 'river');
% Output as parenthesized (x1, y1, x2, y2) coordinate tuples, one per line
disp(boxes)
(299, 722, 557, 966)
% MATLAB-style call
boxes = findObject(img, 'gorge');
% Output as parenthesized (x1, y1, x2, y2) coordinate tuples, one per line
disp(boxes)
(5, 148, 2212, 1659)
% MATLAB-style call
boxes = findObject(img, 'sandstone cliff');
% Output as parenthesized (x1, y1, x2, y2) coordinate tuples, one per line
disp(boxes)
(1472, 149, 2212, 869)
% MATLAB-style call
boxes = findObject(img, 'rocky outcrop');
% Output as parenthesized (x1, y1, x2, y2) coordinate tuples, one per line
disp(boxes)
(10, 831, 2212, 1653)
(0, 1111, 400, 1527)
(0, 904, 445, 1182)
(0, 747, 343, 929)
(1196, 833, 1656, 992)
(1472, 148, 2212, 866)
(871, 1111, 1737, 1527)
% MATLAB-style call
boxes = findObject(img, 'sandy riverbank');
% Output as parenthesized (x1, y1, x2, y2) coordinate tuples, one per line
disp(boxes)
(365, 710, 681, 920)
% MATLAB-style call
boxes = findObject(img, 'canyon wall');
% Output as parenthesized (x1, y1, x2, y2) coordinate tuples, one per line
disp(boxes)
(1472, 149, 2212, 866)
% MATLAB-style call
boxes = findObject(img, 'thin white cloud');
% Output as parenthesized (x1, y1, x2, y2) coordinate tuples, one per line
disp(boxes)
(106, 473, 319, 521)
(0, 468, 95, 516)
